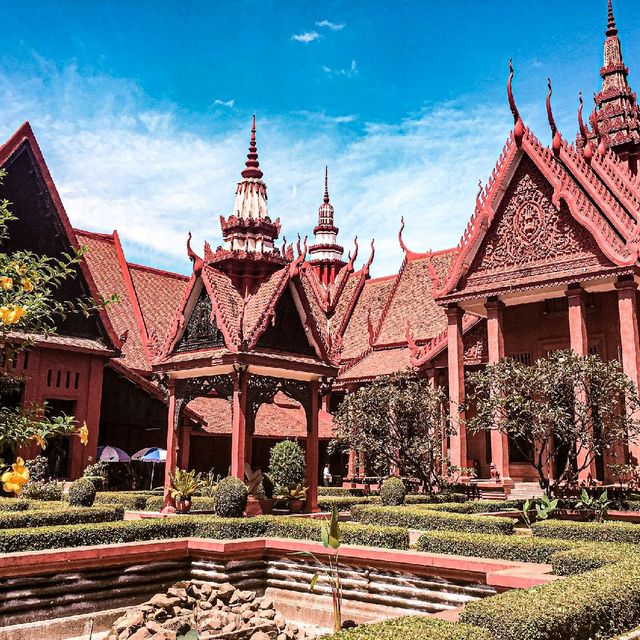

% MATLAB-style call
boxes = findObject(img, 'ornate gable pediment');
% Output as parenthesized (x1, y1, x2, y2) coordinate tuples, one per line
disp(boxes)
(175, 288, 226, 353)
(463, 157, 613, 292)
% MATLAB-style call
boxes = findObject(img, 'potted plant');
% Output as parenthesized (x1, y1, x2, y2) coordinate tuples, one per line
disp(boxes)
(168, 468, 202, 513)
(269, 440, 307, 512)
(244, 465, 273, 516)
(285, 483, 307, 513)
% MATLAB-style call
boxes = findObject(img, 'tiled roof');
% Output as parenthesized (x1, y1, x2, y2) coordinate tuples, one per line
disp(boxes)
(341, 275, 395, 360)
(129, 263, 189, 348)
(75, 230, 150, 371)
(188, 391, 334, 439)
(202, 266, 243, 348)
(8, 331, 112, 354)
(339, 346, 412, 382)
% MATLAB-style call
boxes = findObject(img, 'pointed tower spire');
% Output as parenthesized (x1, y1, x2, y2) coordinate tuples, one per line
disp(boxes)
(588, 0, 640, 172)
(241, 114, 263, 179)
(308, 166, 345, 286)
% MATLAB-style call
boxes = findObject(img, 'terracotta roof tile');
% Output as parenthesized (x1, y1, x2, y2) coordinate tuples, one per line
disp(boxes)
(188, 390, 333, 439)
(129, 263, 189, 347)
(341, 276, 395, 359)
(339, 347, 412, 381)
(75, 230, 150, 370)
(201, 266, 243, 348)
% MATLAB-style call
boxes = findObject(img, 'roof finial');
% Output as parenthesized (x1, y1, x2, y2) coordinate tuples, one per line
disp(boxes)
(324, 165, 330, 204)
(547, 78, 562, 156)
(507, 59, 524, 145)
(241, 114, 263, 179)
(591, 93, 607, 156)
(607, 0, 618, 37)
(578, 92, 593, 163)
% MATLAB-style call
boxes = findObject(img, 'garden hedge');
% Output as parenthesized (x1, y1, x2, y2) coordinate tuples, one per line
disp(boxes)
(351, 505, 516, 535)
(317, 487, 364, 497)
(550, 543, 635, 576)
(424, 500, 522, 514)
(317, 496, 379, 511)
(461, 559, 640, 640)
(0, 498, 66, 511)
(144, 496, 217, 512)
(94, 492, 152, 510)
(0, 505, 124, 529)
(325, 615, 493, 640)
(533, 518, 640, 545)
(0, 514, 409, 553)
(415, 530, 573, 564)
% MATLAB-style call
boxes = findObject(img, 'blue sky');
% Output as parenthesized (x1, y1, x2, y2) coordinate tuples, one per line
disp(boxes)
(1, 1, 639, 276)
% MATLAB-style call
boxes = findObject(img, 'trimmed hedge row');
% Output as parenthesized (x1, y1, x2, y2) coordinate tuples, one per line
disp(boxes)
(0, 505, 124, 529)
(317, 496, 379, 511)
(317, 487, 364, 497)
(144, 496, 217, 512)
(0, 514, 408, 553)
(94, 492, 153, 510)
(0, 498, 65, 512)
(325, 615, 493, 640)
(533, 518, 640, 544)
(416, 530, 573, 564)
(550, 544, 634, 576)
(461, 559, 640, 640)
(424, 500, 522, 514)
(351, 505, 516, 535)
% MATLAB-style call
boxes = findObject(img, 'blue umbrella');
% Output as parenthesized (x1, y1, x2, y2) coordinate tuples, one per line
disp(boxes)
(132, 447, 167, 489)
(97, 446, 131, 462)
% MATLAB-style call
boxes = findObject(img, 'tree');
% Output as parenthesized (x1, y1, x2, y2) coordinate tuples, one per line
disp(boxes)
(466, 350, 640, 495)
(332, 370, 453, 492)
(0, 169, 109, 474)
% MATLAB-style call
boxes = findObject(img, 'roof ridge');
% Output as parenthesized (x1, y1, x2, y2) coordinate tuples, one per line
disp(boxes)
(127, 261, 190, 281)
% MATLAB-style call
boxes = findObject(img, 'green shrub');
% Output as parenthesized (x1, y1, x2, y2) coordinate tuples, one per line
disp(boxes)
(95, 492, 151, 510)
(83, 460, 108, 490)
(533, 518, 640, 545)
(317, 496, 379, 512)
(550, 544, 634, 576)
(425, 500, 522, 514)
(22, 481, 63, 501)
(352, 505, 516, 535)
(415, 530, 573, 564)
(0, 505, 124, 529)
(24, 456, 50, 482)
(265, 516, 409, 550)
(0, 514, 409, 553)
(317, 487, 364, 497)
(325, 615, 493, 640)
(213, 477, 248, 517)
(144, 495, 217, 512)
(380, 477, 406, 506)
(461, 560, 640, 640)
(405, 492, 467, 505)
(0, 498, 30, 512)
(68, 478, 97, 507)
(269, 440, 306, 490)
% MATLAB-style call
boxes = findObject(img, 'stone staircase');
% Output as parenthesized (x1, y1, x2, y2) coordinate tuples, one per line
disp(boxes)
(507, 482, 545, 501)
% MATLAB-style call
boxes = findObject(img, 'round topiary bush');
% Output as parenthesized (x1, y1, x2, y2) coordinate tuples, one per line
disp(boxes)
(68, 477, 97, 507)
(269, 440, 306, 491)
(22, 480, 63, 501)
(213, 476, 248, 517)
(381, 477, 406, 506)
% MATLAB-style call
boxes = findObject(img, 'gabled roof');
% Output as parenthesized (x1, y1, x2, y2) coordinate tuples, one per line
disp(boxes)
(0, 122, 121, 352)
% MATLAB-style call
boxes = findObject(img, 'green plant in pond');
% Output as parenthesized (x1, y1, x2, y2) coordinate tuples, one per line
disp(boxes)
(177, 630, 199, 640)
(168, 468, 203, 501)
(295, 505, 344, 634)
(576, 489, 611, 523)
(523, 494, 558, 528)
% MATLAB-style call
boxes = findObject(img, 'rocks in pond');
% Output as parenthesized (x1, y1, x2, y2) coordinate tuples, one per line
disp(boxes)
(110, 580, 311, 640)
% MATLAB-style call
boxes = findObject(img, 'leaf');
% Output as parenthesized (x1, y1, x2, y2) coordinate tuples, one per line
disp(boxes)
(321, 524, 329, 548)
(310, 574, 319, 591)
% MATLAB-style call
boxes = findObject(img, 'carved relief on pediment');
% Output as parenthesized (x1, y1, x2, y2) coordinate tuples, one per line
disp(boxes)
(463, 320, 487, 365)
(467, 160, 606, 286)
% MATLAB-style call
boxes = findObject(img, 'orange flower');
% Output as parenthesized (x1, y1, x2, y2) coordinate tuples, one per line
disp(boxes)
(0, 305, 26, 325)
(21, 278, 34, 292)
(31, 433, 47, 450)
(1, 457, 30, 495)
(0, 277, 12, 290)
(79, 422, 89, 445)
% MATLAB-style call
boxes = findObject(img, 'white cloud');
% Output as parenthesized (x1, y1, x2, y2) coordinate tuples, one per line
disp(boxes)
(291, 31, 321, 43)
(315, 19, 345, 31)
(214, 98, 235, 108)
(0, 62, 524, 278)
(323, 60, 359, 78)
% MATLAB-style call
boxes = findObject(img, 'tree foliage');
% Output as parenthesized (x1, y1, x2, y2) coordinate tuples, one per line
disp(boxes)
(466, 350, 640, 495)
(0, 169, 112, 469)
(332, 370, 453, 491)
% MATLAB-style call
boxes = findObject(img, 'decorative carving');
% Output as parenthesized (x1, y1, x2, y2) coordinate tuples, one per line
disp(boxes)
(175, 289, 226, 353)
(468, 161, 606, 286)
(463, 321, 488, 365)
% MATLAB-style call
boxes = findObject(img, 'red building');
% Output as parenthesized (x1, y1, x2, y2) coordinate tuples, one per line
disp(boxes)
(2, 1, 640, 497)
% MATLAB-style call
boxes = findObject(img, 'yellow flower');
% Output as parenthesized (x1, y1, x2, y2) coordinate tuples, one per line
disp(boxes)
(0, 277, 12, 290)
(1, 457, 30, 495)
(21, 278, 33, 292)
(31, 433, 47, 449)
(9, 262, 27, 276)
(0, 305, 26, 325)
(79, 422, 89, 446)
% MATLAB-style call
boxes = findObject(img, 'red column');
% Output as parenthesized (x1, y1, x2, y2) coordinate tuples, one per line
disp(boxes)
(163, 380, 179, 503)
(566, 286, 597, 481)
(305, 381, 320, 513)
(616, 278, 640, 464)
(230, 370, 248, 479)
(446, 305, 467, 469)
(486, 299, 511, 483)
(179, 424, 192, 469)
(358, 451, 366, 477)
(347, 449, 357, 479)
